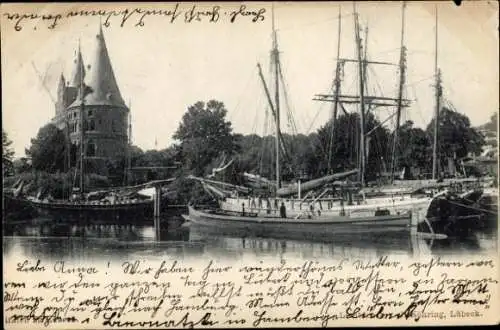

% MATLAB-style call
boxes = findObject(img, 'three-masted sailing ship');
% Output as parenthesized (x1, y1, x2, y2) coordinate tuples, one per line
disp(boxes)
(184, 4, 439, 235)
(186, 4, 493, 238)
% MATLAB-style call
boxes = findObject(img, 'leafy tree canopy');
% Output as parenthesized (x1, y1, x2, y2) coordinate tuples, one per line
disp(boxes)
(396, 120, 431, 172)
(3, 130, 15, 177)
(173, 100, 239, 176)
(25, 124, 66, 173)
(426, 107, 485, 160)
(313, 112, 391, 180)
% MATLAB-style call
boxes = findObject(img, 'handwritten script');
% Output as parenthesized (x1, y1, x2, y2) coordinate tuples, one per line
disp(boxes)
(3, 255, 497, 327)
(2, 4, 267, 31)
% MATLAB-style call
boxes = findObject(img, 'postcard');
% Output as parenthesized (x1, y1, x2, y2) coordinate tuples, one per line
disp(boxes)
(2, 1, 498, 328)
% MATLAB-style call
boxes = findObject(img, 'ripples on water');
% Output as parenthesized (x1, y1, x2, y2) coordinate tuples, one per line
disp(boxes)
(3, 215, 498, 263)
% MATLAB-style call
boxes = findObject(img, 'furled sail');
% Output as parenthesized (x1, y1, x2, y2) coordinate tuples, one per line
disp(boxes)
(243, 172, 274, 189)
(201, 182, 232, 199)
(187, 175, 250, 194)
(207, 159, 234, 178)
(276, 169, 359, 197)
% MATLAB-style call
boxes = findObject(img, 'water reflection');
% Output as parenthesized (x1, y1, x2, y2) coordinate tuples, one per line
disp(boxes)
(3, 216, 497, 263)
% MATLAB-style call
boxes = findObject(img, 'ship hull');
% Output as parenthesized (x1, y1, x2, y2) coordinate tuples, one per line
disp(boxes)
(24, 198, 187, 224)
(184, 205, 413, 236)
(220, 195, 432, 227)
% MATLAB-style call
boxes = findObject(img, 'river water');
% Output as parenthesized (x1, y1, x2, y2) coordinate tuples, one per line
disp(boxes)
(3, 215, 498, 264)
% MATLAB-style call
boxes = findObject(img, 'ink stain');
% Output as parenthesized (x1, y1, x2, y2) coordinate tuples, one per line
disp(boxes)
(453, 0, 462, 6)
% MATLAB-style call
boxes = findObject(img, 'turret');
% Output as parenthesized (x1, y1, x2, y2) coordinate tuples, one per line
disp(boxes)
(70, 42, 85, 88)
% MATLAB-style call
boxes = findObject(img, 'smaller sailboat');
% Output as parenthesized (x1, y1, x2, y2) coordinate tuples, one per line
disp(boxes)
(20, 34, 169, 223)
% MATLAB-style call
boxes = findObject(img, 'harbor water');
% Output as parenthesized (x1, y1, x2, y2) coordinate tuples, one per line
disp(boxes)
(3, 214, 498, 264)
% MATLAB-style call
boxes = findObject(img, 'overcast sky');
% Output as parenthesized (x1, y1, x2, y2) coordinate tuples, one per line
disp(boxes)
(2, 1, 498, 157)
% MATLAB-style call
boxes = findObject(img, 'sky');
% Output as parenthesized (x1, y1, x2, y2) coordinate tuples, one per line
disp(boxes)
(2, 1, 498, 158)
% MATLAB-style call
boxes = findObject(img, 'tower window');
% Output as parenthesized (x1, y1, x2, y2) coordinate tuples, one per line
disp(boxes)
(88, 110, 93, 117)
(89, 119, 95, 131)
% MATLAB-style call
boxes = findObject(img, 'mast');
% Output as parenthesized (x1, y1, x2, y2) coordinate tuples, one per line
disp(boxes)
(363, 26, 369, 96)
(124, 100, 132, 186)
(271, 4, 281, 189)
(353, 5, 366, 187)
(390, 2, 407, 182)
(78, 41, 86, 195)
(432, 5, 441, 180)
(65, 116, 71, 199)
(327, 6, 342, 174)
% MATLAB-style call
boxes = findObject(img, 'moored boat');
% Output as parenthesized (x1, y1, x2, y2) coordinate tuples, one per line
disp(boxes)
(25, 195, 154, 222)
(183, 204, 414, 236)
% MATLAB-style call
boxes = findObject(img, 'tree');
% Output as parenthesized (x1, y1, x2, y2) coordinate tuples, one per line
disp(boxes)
(479, 112, 498, 133)
(3, 130, 15, 176)
(173, 100, 238, 176)
(25, 124, 67, 173)
(394, 120, 432, 175)
(13, 157, 31, 174)
(426, 107, 485, 165)
(313, 112, 391, 181)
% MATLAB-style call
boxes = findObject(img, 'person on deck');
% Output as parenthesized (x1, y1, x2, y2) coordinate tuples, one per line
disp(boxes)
(280, 202, 286, 218)
(250, 198, 256, 211)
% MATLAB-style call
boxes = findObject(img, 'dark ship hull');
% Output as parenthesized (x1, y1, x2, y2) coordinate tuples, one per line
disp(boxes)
(3, 194, 37, 223)
(421, 189, 490, 237)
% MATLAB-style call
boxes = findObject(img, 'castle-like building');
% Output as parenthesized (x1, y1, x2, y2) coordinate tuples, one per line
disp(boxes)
(52, 26, 129, 176)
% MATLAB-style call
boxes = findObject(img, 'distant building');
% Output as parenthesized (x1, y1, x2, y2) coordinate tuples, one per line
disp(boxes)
(52, 26, 129, 176)
(478, 128, 498, 149)
(463, 122, 498, 177)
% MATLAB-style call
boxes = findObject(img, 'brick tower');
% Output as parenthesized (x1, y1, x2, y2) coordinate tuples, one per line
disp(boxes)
(52, 25, 129, 176)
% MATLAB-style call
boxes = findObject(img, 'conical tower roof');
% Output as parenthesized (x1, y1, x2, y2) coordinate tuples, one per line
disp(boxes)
(77, 25, 126, 108)
(57, 73, 66, 89)
(69, 43, 85, 87)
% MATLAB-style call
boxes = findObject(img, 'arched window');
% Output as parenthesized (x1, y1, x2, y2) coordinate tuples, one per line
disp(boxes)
(86, 140, 96, 157)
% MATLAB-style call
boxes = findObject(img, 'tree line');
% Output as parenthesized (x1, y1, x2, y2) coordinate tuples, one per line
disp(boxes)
(3, 100, 492, 195)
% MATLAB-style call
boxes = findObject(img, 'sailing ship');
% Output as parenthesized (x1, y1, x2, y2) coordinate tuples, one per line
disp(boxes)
(20, 86, 157, 221)
(184, 204, 413, 237)
(186, 4, 493, 238)
(184, 4, 439, 234)
(10, 27, 181, 223)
